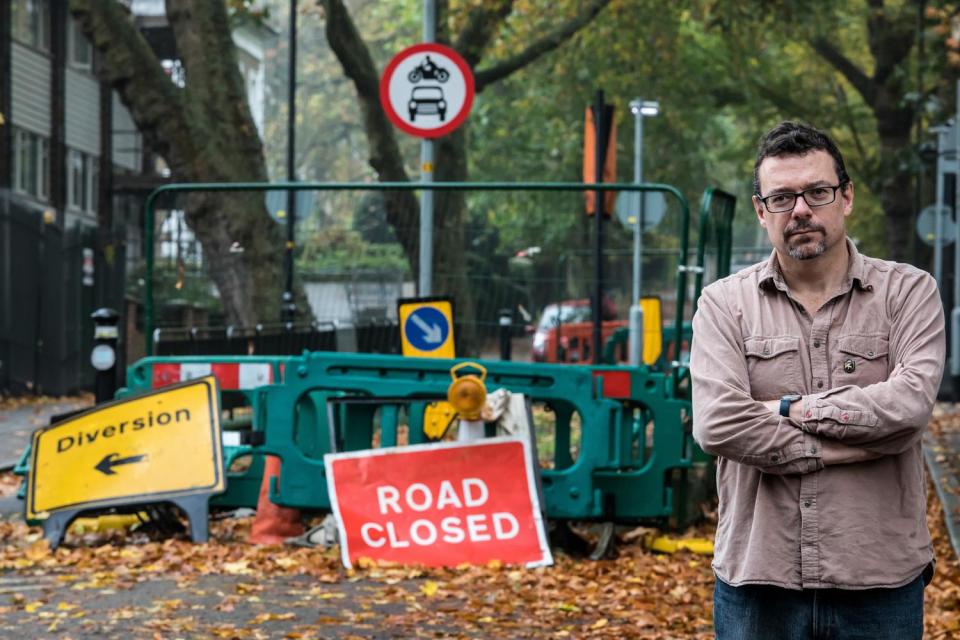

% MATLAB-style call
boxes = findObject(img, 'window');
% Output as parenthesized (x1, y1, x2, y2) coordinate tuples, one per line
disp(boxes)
(11, 0, 50, 52)
(67, 149, 99, 214)
(68, 18, 93, 70)
(13, 128, 50, 202)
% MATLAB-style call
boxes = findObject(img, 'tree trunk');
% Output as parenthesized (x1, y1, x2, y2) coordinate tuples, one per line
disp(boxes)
(71, 0, 294, 326)
(433, 128, 477, 352)
(873, 89, 916, 263)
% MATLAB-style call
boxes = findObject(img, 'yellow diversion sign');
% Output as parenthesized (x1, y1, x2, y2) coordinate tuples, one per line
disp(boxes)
(27, 376, 224, 521)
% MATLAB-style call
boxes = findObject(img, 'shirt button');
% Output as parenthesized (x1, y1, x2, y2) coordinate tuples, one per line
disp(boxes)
(813, 340, 821, 348)
(817, 380, 823, 388)
(809, 447, 817, 454)
(867, 351, 875, 357)
(803, 501, 811, 508)
(771, 455, 780, 462)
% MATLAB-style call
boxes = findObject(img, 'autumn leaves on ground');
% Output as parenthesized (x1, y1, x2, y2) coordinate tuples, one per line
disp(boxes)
(0, 407, 957, 637)
(0, 491, 956, 638)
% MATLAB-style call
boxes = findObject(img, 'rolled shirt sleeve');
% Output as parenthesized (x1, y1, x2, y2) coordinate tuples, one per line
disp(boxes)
(691, 284, 823, 475)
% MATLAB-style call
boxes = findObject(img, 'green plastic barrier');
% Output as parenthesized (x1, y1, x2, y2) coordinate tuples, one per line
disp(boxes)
(242, 351, 693, 523)
(120, 356, 294, 510)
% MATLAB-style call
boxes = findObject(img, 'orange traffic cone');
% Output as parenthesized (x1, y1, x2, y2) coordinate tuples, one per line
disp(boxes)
(249, 456, 304, 544)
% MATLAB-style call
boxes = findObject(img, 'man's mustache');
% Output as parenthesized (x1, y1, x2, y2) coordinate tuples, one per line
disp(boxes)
(784, 220, 826, 237)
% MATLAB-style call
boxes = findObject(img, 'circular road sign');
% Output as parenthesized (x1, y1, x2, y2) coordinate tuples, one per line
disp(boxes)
(916, 204, 956, 247)
(404, 306, 451, 352)
(380, 43, 475, 139)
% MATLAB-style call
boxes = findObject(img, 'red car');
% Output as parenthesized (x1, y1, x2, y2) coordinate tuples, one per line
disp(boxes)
(531, 299, 623, 363)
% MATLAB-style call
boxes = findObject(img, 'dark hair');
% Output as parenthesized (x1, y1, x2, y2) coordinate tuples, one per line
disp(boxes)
(753, 121, 850, 195)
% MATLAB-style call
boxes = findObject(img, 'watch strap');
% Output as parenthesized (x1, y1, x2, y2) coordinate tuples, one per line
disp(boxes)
(779, 395, 800, 417)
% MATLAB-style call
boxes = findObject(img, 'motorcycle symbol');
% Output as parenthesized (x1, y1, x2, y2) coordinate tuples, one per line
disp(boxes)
(408, 56, 450, 83)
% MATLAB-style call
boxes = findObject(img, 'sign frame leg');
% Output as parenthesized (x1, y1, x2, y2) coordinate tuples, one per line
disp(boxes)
(172, 495, 212, 543)
(41, 510, 80, 550)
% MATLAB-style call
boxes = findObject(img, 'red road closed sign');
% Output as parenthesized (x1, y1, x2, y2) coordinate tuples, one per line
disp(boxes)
(325, 438, 552, 568)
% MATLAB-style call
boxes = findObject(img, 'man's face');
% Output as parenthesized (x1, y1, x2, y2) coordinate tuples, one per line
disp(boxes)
(752, 149, 853, 262)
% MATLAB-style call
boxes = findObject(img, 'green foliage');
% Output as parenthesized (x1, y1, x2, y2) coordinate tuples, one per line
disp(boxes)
(353, 192, 400, 245)
(296, 227, 410, 275)
(261, 0, 951, 302)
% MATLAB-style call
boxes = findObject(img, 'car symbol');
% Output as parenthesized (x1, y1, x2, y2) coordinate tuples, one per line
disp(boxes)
(409, 86, 447, 122)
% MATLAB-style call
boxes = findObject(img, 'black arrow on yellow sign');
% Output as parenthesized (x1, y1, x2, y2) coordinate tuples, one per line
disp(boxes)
(95, 453, 147, 476)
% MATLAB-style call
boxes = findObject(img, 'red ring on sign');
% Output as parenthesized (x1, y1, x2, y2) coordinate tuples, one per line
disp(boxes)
(380, 43, 475, 139)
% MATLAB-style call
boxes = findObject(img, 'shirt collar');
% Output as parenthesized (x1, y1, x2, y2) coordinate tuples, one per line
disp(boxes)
(758, 238, 872, 293)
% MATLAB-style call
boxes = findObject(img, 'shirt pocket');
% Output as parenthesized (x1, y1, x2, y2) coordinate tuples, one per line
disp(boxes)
(744, 336, 803, 400)
(834, 334, 890, 387)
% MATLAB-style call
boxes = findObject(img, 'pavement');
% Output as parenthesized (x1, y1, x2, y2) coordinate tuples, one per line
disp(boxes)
(0, 396, 93, 517)
(0, 397, 93, 471)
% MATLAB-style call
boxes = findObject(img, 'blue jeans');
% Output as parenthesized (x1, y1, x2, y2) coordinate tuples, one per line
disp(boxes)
(714, 575, 924, 640)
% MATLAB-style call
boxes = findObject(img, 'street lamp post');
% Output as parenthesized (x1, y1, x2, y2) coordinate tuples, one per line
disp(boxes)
(627, 98, 659, 366)
(282, 0, 298, 323)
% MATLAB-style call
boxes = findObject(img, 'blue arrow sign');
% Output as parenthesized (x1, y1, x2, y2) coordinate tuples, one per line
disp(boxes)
(404, 307, 450, 351)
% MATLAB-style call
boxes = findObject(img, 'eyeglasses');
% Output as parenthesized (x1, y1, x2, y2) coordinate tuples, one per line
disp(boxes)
(756, 184, 845, 213)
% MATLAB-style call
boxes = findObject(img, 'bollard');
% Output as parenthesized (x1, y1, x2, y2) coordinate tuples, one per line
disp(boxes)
(90, 308, 120, 403)
(628, 304, 644, 366)
(498, 308, 512, 361)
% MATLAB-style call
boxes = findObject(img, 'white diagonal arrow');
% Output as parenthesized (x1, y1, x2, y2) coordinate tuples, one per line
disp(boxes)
(411, 312, 443, 343)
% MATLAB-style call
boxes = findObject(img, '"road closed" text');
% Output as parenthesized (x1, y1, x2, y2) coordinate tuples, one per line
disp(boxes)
(358, 478, 521, 548)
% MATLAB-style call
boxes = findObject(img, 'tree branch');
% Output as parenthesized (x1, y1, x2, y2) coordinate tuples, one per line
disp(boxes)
(810, 37, 876, 105)
(320, 0, 409, 183)
(472, 0, 611, 91)
(452, 0, 513, 68)
(865, 5, 916, 87)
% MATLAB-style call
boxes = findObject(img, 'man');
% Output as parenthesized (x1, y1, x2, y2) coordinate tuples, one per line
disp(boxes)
(691, 121, 945, 640)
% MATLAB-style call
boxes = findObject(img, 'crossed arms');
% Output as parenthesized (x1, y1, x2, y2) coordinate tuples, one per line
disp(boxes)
(690, 274, 945, 475)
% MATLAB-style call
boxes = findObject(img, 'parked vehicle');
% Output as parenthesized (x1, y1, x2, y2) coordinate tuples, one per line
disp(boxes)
(531, 299, 623, 363)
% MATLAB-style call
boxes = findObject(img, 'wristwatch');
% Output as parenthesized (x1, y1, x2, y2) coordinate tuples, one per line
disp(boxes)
(779, 394, 802, 417)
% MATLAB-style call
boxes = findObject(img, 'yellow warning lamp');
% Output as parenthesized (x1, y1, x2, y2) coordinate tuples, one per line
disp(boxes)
(447, 362, 487, 421)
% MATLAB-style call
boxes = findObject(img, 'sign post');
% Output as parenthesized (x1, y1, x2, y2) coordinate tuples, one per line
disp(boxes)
(325, 437, 552, 568)
(27, 376, 225, 548)
(380, 42, 475, 296)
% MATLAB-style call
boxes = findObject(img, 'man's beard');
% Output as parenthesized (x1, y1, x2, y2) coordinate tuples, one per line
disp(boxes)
(784, 220, 827, 260)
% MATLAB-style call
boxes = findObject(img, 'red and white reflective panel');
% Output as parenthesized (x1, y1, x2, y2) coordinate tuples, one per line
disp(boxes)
(326, 437, 552, 569)
(151, 362, 275, 390)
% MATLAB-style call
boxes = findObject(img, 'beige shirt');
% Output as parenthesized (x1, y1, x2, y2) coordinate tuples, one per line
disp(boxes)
(691, 240, 945, 590)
